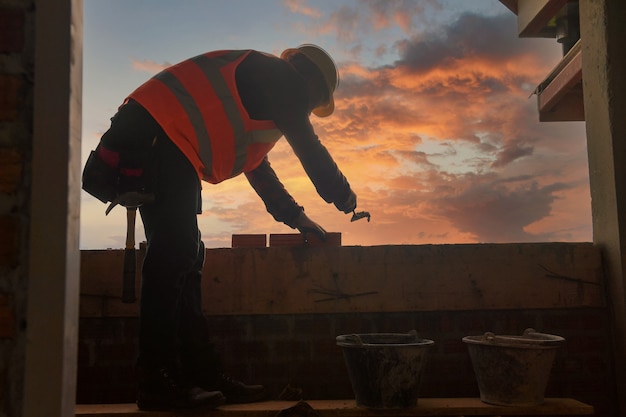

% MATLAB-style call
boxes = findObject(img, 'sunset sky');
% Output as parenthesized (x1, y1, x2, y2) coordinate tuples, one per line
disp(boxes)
(80, 0, 592, 249)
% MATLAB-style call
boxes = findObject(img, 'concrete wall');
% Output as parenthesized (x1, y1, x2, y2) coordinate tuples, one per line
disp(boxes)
(1, 1, 82, 416)
(580, 1, 626, 412)
(77, 243, 618, 416)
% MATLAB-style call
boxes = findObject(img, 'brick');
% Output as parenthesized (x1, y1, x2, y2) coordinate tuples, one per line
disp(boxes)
(441, 338, 468, 354)
(334, 315, 375, 335)
(121, 317, 139, 340)
(455, 312, 490, 333)
(0, 294, 14, 338)
(293, 315, 332, 337)
(314, 339, 344, 359)
(0, 148, 22, 193)
(232, 234, 266, 248)
(76, 364, 117, 387)
(76, 341, 92, 368)
(0, 215, 19, 267)
(439, 313, 456, 332)
(78, 317, 124, 341)
(0, 74, 22, 121)
(207, 316, 247, 340)
(269, 233, 304, 247)
(95, 341, 137, 363)
(579, 310, 609, 330)
(269, 232, 341, 247)
(0, 8, 24, 53)
(378, 313, 416, 334)
(415, 312, 442, 334)
(271, 339, 311, 362)
(249, 315, 290, 337)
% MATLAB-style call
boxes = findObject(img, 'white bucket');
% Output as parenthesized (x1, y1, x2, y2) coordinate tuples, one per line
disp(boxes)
(463, 328, 564, 406)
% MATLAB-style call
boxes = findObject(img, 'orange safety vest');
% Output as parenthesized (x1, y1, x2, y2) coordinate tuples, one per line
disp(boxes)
(127, 50, 283, 184)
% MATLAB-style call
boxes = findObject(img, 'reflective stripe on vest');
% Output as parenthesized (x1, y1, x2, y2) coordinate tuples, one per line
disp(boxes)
(128, 50, 282, 184)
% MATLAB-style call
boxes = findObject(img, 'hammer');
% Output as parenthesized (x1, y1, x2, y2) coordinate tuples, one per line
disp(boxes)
(122, 207, 137, 303)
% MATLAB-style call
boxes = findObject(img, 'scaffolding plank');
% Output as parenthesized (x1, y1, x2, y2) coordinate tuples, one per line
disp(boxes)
(75, 398, 594, 417)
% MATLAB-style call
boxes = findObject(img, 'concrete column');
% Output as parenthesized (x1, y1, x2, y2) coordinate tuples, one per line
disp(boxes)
(22, 0, 82, 416)
(580, 0, 626, 415)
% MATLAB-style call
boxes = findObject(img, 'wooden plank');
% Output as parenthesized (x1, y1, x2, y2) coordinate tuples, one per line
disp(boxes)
(79, 249, 140, 317)
(517, 0, 566, 38)
(539, 89, 584, 122)
(232, 234, 267, 248)
(79, 243, 604, 317)
(269, 233, 341, 247)
(201, 243, 604, 315)
(80, 250, 125, 298)
(75, 398, 594, 416)
(538, 46, 583, 120)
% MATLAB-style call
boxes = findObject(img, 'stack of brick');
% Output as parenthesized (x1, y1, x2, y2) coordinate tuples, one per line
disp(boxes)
(232, 233, 342, 248)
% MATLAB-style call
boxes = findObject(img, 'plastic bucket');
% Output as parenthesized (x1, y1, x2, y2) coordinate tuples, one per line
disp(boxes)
(463, 328, 564, 406)
(336, 331, 434, 409)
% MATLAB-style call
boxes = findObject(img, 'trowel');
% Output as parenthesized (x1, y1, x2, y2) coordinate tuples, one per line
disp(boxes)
(350, 210, 371, 222)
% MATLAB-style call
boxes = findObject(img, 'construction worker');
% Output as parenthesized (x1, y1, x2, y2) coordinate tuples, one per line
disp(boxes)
(82, 45, 359, 411)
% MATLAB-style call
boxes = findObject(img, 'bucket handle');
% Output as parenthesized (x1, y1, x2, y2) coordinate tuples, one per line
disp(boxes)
(348, 330, 418, 346)
(484, 328, 564, 345)
(350, 334, 364, 346)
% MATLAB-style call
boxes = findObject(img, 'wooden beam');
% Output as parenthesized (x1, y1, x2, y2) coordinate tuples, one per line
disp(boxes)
(79, 243, 604, 317)
(75, 398, 594, 417)
(538, 45, 583, 121)
(539, 89, 584, 121)
(269, 232, 341, 247)
(499, 0, 518, 14)
(517, 0, 567, 37)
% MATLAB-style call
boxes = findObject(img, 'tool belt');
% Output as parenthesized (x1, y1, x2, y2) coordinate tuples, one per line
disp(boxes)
(82, 143, 156, 215)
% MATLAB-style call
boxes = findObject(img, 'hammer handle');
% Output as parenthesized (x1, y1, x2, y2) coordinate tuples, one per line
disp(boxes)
(122, 207, 137, 303)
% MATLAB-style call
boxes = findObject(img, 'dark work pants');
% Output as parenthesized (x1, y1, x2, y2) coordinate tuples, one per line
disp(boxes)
(101, 102, 220, 377)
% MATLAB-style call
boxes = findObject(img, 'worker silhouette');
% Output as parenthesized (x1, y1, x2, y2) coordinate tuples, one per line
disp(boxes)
(82, 44, 359, 411)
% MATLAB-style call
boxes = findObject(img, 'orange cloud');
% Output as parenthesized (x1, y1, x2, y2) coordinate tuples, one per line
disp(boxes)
(286, 14, 590, 245)
(282, 0, 322, 18)
(131, 58, 169, 74)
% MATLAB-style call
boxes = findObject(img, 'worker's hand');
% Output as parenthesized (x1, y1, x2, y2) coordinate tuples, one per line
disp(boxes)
(334, 190, 357, 214)
(293, 211, 327, 242)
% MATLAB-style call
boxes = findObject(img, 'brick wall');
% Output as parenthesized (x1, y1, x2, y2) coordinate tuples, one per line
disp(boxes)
(76, 244, 617, 416)
(77, 309, 615, 415)
(0, 1, 34, 416)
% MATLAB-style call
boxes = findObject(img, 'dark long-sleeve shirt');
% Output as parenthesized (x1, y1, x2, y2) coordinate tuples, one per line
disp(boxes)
(237, 51, 353, 227)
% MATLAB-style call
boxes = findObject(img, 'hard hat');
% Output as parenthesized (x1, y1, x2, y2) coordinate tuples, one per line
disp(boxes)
(281, 44, 339, 117)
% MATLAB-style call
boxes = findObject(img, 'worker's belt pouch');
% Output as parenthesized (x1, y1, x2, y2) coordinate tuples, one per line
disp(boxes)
(82, 148, 118, 203)
(117, 149, 156, 198)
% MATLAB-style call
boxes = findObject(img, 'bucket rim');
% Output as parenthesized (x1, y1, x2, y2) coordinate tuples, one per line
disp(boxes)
(336, 332, 435, 348)
(462, 328, 564, 349)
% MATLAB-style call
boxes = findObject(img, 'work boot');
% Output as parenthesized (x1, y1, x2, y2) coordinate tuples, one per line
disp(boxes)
(197, 374, 267, 404)
(217, 374, 267, 403)
(136, 367, 226, 411)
